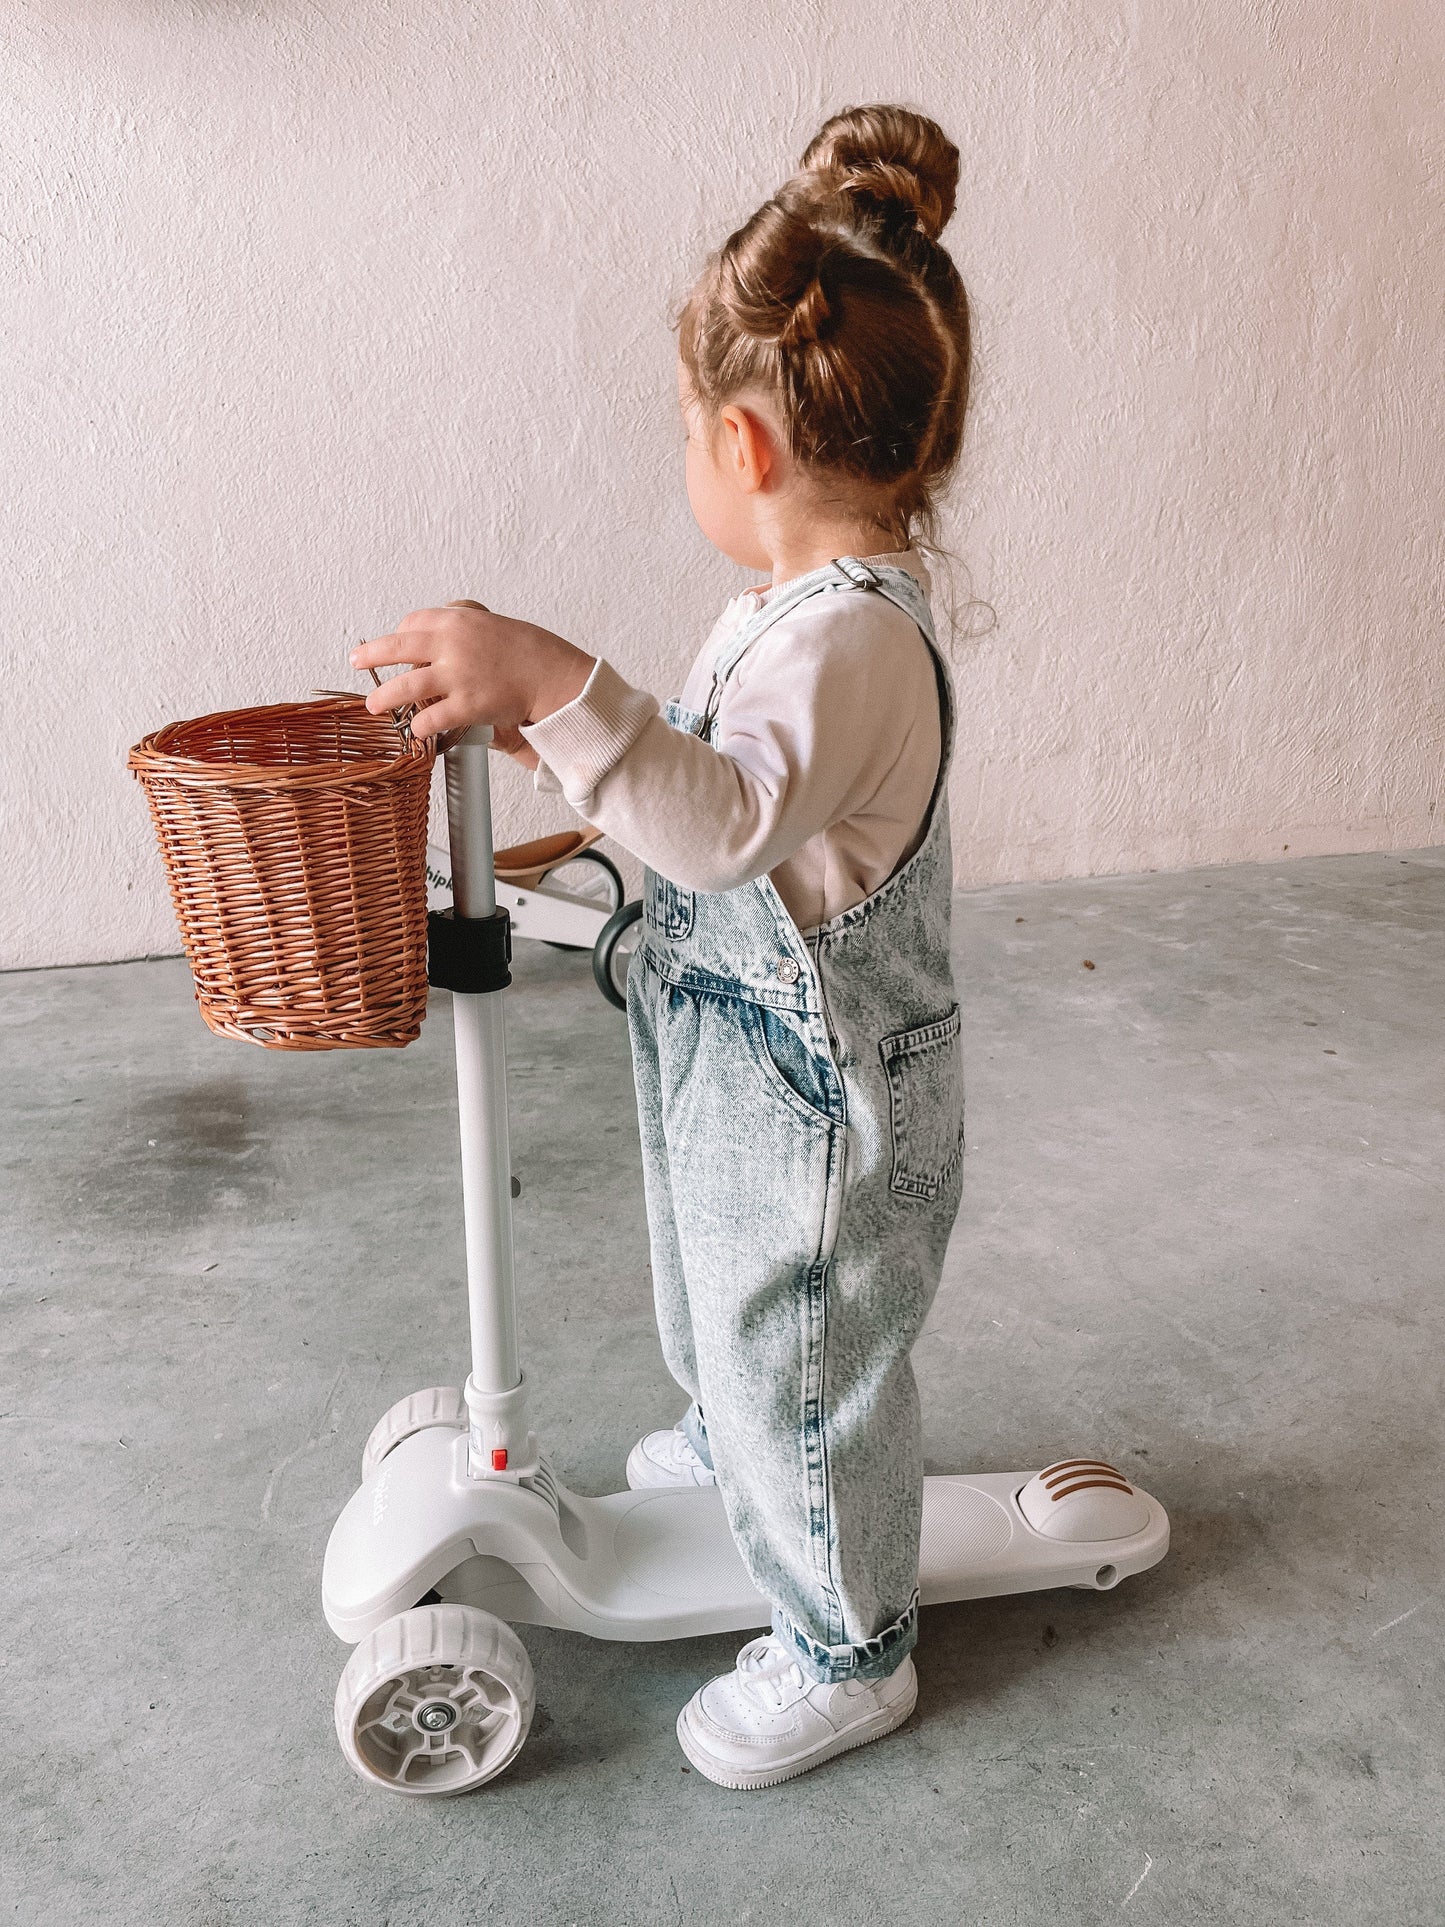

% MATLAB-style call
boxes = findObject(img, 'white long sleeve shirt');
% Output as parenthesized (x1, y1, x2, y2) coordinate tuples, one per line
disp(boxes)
(518, 550, 943, 935)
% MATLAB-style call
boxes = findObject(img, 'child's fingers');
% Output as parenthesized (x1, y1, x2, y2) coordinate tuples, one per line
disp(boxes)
(351, 631, 436, 671)
(399, 605, 463, 632)
(362, 666, 435, 716)
(408, 695, 470, 741)
(490, 724, 540, 768)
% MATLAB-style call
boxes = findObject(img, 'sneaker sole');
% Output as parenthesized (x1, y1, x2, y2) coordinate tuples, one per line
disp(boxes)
(674, 1669, 918, 1790)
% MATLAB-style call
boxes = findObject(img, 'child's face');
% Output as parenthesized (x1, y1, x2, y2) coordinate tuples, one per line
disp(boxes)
(678, 359, 773, 574)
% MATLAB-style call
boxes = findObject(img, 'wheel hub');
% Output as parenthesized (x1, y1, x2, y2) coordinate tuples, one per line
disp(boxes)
(414, 1699, 459, 1733)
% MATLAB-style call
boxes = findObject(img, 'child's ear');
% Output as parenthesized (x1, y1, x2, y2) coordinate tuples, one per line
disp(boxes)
(719, 403, 775, 494)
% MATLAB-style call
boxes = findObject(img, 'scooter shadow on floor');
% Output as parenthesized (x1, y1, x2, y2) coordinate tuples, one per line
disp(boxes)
(910, 1430, 1405, 1730)
(462, 1574, 1161, 1792)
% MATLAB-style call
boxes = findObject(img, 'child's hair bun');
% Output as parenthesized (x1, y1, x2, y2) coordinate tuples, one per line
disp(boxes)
(677, 103, 971, 543)
(797, 105, 959, 242)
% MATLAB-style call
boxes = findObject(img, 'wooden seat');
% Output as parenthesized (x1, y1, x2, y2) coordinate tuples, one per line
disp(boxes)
(492, 823, 604, 888)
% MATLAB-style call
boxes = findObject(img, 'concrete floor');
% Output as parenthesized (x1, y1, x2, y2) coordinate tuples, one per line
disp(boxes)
(3, 849, 1442, 1926)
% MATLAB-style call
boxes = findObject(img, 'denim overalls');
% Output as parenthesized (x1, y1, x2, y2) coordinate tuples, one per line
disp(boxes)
(626, 556, 964, 1684)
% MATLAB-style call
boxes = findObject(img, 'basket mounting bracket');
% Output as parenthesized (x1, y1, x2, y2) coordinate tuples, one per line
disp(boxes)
(428, 907, 512, 995)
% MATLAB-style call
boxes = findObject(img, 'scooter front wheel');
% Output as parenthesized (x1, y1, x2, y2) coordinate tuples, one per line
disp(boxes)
(360, 1385, 467, 1482)
(336, 1603, 534, 1796)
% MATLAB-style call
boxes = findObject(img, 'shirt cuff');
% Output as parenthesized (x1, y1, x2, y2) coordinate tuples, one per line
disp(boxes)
(519, 657, 659, 800)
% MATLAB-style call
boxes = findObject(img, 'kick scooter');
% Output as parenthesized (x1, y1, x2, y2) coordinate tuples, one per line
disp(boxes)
(323, 725, 1169, 1796)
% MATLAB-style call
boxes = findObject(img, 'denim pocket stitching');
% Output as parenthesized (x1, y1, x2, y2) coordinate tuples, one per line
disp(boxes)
(740, 998, 839, 1130)
(879, 1003, 965, 1200)
(644, 870, 694, 941)
(660, 879, 694, 939)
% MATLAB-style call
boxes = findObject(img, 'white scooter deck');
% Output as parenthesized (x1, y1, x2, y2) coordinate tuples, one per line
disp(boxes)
(323, 1425, 1169, 1646)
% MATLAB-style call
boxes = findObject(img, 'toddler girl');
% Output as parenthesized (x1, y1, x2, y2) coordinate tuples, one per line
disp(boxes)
(354, 102, 972, 1788)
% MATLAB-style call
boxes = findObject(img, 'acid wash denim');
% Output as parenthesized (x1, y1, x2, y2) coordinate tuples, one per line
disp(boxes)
(626, 556, 965, 1685)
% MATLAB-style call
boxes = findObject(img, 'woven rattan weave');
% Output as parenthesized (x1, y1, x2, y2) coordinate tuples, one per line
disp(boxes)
(129, 697, 435, 1050)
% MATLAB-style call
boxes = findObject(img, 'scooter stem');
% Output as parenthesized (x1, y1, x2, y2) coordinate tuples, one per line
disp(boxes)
(443, 725, 535, 1478)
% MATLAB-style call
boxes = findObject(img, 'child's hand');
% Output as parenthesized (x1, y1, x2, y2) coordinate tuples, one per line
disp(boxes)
(489, 723, 541, 770)
(351, 602, 594, 745)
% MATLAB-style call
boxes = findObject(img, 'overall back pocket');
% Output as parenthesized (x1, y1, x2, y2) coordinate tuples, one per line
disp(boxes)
(879, 1003, 965, 1200)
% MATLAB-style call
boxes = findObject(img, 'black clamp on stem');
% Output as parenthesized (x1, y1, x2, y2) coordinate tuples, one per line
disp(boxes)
(427, 906, 512, 994)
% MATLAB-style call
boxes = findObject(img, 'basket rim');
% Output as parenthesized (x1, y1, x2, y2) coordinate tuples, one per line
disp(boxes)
(127, 696, 434, 789)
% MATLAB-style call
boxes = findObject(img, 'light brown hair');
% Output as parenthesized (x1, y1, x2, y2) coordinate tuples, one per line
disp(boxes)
(677, 104, 971, 547)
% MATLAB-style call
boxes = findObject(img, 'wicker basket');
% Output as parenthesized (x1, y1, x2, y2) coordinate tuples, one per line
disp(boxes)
(128, 697, 436, 1050)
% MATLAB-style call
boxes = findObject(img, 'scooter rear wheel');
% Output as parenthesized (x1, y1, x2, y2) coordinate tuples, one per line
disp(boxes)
(541, 849, 625, 950)
(336, 1602, 534, 1796)
(593, 900, 643, 1010)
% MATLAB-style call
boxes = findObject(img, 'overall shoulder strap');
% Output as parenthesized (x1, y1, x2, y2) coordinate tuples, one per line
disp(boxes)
(833, 555, 939, 647)
(833, 557, 957, 777)
(694, 560, 866, 736)
(695, 555, 950, 747)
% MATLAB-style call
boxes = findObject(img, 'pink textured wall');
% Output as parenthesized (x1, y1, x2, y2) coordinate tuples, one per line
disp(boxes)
(2, 2, 1441, 968)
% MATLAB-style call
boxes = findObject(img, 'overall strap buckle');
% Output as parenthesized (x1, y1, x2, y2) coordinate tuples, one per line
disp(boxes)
(833, 556, 883, 589)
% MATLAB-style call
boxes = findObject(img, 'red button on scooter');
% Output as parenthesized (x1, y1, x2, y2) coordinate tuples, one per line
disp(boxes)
(491, 1447, 508, 1471)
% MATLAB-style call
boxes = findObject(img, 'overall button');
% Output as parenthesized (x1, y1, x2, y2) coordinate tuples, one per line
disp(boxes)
(775, 957, 800, 985)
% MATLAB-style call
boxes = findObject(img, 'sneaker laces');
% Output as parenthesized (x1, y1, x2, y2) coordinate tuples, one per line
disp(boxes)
(660, 1428, 706, 1471)
(733, 1634, 810, 1712)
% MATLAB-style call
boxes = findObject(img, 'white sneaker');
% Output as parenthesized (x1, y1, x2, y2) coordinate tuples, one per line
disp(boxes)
(625, 1425, 717, 1489)
(676, 1632, 917, 1789)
